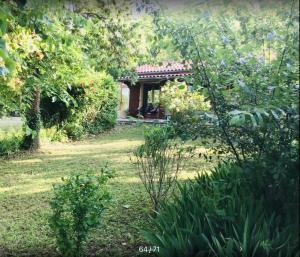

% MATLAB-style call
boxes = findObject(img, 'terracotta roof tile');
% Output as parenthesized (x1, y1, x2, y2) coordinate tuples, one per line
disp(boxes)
(137, 61, 191, 73)
(119, 61, 192, 81)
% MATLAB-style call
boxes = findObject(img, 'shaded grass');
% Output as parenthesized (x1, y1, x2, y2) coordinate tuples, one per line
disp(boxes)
(0, 125, 214, 257)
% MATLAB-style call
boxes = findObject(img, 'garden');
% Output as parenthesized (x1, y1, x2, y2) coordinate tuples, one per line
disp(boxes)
(0, 0, 299, 257)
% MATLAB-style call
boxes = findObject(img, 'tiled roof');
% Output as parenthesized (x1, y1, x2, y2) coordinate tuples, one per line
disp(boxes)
(137, 62, 191, 73)
(119, 61, 192, 81)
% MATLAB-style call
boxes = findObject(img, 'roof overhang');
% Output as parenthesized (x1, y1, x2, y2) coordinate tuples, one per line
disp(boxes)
(119, 71, 192, 83)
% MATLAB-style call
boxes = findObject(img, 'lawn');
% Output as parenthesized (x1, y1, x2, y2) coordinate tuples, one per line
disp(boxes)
(0, 125, 212, 257)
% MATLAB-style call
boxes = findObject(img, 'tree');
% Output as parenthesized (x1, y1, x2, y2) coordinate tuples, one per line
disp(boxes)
(0, 3, 16, 117)
(152, 0, 299, 164)
(0, 0, 141, 149)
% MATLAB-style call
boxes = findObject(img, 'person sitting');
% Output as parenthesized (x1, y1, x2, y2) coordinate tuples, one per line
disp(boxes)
(146, 103, 158, 114)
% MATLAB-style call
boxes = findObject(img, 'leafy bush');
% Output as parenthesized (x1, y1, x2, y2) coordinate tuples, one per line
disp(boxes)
(2, 1, 139, 149)
(82, 73, 118, 135)
(159, 80, 211, 140)
(147, 4, 299, 255)
(0, 130, 24, 157)
(154, 1, 299, 165)
(40, 126, 68, 143)
(40, 71, 118, 140)
(49, 166, 114, 257)
(160, 79, 210, 114)
(133, 126, 194, 211)
(242, 156, 299, 222)
(63, 117, 86, 140)
(144, 161, 299, 257)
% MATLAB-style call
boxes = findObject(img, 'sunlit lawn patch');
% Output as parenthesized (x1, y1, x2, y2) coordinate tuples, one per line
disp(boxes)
(0, 125, 213, 257)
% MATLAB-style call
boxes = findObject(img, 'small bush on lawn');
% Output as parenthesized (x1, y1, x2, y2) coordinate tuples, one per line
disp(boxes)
(133, 126, 194, 211)
(49, 166, 114, 257)
(144, 161, 299, 257)
(0, 130, 24, 157)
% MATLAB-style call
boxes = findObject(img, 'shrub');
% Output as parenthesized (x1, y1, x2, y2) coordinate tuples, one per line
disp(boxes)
(242, 156, 299, 223)
(81, 73, 118, 134)
(159, 80, 210, 141)
(49, 166, 114, 257)
(160, 80, 210, 114)
(144, 161, 299, 257)
(154, 2, 299, 165)
(133, 126, 194, 211)
(40, 126, 68, 142)
(63, 118, 86, 140)
(40, 71, 118, 139)
(0, 130, 24, 156)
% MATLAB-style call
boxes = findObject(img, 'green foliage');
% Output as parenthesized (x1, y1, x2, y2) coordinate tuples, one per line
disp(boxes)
(160, 79, 210, 113)
(81, 72, 118, 135)
(40, 126, 68, 142)
(40, 72, 118, 139)
(144, 161, 299, 257)
(132, 13, 181, 65)
(133, 126, 194, 210)
(160, 79, 211, 140)
(153, 0, 299, 164)
(145, 4, 299, 255)
(0, 5, 14, 77)
(0, 129, 24, 156)
(49, 166, 114, 257)
(1, 0, 141, 147)
(0, 5, 16, 116)
(63, 120, 85, 140)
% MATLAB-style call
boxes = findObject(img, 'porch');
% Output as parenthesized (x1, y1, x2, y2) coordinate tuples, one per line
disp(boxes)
(117, 117, 167, 125)
(127, 82, 165, 119)
(118, 62, 192, 119)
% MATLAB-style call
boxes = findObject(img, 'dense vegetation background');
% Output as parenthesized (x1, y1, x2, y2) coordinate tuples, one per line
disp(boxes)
(0, 0, 299, 257)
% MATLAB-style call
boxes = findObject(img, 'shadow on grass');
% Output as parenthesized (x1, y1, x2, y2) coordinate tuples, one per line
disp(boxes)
(0, 125, 207, 257)
(0, 153, 200, 196)
(0, 178, 156, 257)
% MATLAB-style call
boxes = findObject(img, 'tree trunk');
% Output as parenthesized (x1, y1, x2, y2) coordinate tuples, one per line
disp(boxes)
(31, 87, 41, 150)
(23, 87, 41, 150)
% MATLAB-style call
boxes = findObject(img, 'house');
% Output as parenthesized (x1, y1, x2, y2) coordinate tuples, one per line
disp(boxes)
(118, 61, 192, 119)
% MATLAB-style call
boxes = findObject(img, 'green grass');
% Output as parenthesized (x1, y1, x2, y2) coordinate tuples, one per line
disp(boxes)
(0, 125, 213, 257)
